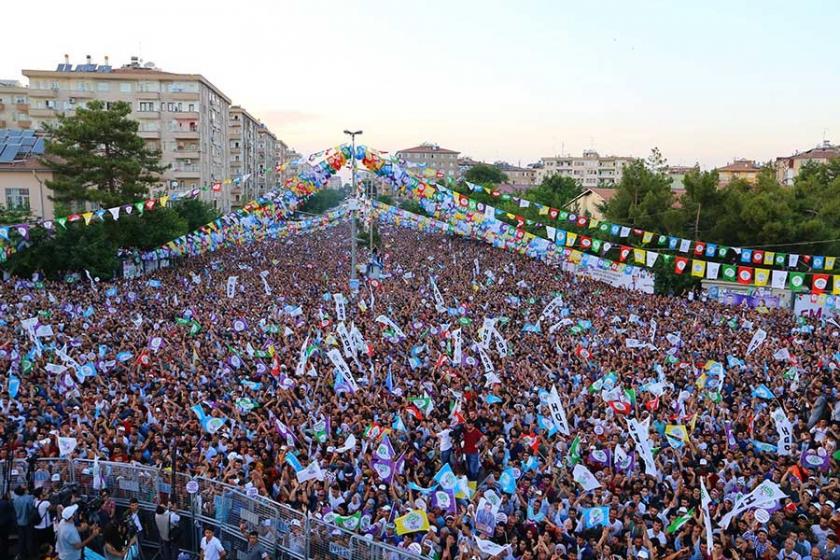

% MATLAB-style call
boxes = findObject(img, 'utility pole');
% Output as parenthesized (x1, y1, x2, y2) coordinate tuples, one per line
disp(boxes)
(344, 130, 363, 285)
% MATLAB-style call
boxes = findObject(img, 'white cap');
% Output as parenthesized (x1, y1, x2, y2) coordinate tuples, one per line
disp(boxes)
(62, 504, 79, 520)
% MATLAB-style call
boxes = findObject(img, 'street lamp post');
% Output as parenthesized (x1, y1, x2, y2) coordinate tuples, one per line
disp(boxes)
(343, 129, 362, 285)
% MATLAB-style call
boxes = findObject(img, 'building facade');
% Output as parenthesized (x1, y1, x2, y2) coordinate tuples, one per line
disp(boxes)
(256, 125, 278, 197)
(0, 129, 54, 220)
(396, 143, 460, 177)
(495, 162, 538, 185)
(775, 141, 840, 185)
(0, 57, 289, 215)
(565, 188, 618, 221)
(716, 159, 761, 186)
(537, 150, 635, 187)
(0, 80, 33, 130)
(228, 105, 259, 208)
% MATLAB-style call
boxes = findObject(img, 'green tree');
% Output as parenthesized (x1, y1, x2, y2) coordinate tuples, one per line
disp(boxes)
(679, 169, 722, 239)
(106, 208, 188, 251)
(0, 204, 30, 225)
(465, 163, 508, 185)
(42, 100, 168, 208)
(3, 223, 118, 280)
(603, 152, 675, 230)
(529, 174, 582, 209)
(298, 189, 346, 214)
(173, 199, 220, 231)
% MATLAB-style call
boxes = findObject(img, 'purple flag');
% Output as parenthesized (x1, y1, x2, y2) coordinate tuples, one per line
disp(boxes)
(800, 448, 830, 471)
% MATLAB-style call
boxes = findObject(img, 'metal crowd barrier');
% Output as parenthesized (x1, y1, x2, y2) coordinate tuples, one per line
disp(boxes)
(0, 458, 423, 560)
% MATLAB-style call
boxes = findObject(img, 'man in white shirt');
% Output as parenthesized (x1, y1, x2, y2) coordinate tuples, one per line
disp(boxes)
(32, 487, 54, 551)
(436, 422, 453, 465)
(201, 527, 226, 560)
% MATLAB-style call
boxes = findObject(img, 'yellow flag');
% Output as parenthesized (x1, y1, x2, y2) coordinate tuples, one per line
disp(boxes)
(665, 424, 689, 443)
(566, 232, 578, 247)
(826, 256, 836, 271)
(395, 509, 430, 535)
(633, 248, 646, 264)
(642, 231, 654, 244)
(764, 251, 775, 265)
(159, 195, 170, 207)
(689, 413, 698, 434)
(834, 275, 840, 295)
(82, 212, 94, 225)
(569, 250, 583, 264)
(538, 206, 549, 216)
(754, 268, 770, 286)
(691, 260, 706, 278)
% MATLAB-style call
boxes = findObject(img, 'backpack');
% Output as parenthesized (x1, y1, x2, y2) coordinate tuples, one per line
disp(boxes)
(27, 500, 42, 527)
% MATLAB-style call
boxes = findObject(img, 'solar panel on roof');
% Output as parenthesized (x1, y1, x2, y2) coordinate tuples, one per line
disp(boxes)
(21, 138, 36, 148)
(0, 145, 20, 163)
(32, 138, 45, 154)
(97, 65, 112, 72)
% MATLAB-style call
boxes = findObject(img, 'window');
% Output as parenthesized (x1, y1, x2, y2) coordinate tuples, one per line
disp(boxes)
(120, 82, 132, 93)
(188, 103, 195, 112)
(96, 82, 110, 92)
(138, 101, 156, 112)
(5, 188, 30, 211)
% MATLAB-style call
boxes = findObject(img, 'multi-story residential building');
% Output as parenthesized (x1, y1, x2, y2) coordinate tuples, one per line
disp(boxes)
(716, 159, 761, 186)
(0, 129, 54, 220)
(228, 105, 259, 208)
(396, 143, 460, 176)
(0, 80, 33, 130)
(775, 140, 840, 185)
(537, 150, 636, 187)
(495, 162, 538, 185)
(666, 165, 699, 190)
(256, 125, 278, 196)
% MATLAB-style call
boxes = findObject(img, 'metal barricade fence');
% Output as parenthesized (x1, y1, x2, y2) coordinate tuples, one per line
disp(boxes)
(1, 458, 425, 560)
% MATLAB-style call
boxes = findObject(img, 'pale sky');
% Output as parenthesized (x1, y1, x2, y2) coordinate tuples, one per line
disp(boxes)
(3, 0, 838, 168)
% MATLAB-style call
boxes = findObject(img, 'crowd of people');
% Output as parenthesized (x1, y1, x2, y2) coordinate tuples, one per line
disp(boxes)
(0, 217, 838, 560)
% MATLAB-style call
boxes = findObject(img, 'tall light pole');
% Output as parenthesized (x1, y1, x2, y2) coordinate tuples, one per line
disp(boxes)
(343, 129, 363, 285)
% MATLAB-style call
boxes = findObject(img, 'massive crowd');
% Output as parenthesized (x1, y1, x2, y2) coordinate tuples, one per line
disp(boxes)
(0, 219, 838, 560)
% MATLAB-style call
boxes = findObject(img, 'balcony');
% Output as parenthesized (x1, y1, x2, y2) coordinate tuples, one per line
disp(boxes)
(29, 108, 56, 117)
(173, 148, 199, 158)
(136, 91, 160, 100)
(68, 90, 96, 98)
(16, 103, 29, 112)
(170, 110, 200, 120)
(135, 111, 160, 119)
(165, 91, 200, 101)
(29, 89, 57, 98)
(139, 130, 161, 139)
(171, 129, 199, 139)
(0, 103, 4, 111)
(0, 120, 5, 128)
(17, 119, 32, 129)
(173, 167, 201, 179)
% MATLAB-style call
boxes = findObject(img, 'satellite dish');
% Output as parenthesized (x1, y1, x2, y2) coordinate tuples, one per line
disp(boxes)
(144, 61, 155, 68)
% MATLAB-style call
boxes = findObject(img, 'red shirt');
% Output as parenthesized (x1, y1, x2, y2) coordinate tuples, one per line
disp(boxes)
(463, 428, 483, 454)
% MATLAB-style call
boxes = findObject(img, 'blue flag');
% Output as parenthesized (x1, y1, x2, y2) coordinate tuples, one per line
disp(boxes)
(582, 506, 610, 529)
(8, 375, 20, 399)
(498, 467, 517, 494)
(751, 384, 775, 400)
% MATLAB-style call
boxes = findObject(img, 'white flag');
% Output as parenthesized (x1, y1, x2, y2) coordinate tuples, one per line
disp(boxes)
(627, 417, 658, 477)
(259, 271, 272, 295)
(546, 385, 571, 436)
(746, 329, 767, 355)
(700, 478, 714, 553)
(771, 408, 794, 456)
(719, 480, 786, 529)
(452, 328, 462, 366)
(57, 437, 77, 457)
(226, 276, 238, 299)
(773, 348, 791, 362)
(572, 464, 601, 492)
(646, 251, 659, 267)
(296, 461, 324, 483)
(706, 262, 721, 280)
(475, 537, 510, 557)
(771, 270, 787, 289)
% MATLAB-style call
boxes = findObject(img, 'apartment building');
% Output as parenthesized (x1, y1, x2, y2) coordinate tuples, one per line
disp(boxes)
(495, 162, 538, 185)
(396, 143, 460, 176)
(716, 159, 762, 186)
(256, 125, 278, 196)
(0, 80, 33, 130)
(228, 105, 259, 207)
(0, 129, 54, 220)
(775, 140, 840, 185)
(537, 150, 636, 187)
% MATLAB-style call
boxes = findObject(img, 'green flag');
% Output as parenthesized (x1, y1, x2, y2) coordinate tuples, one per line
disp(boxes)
(334, 511, 361, 531)
(721, 265, 737, 282)
(189, 320, 202, 336)
(567, 435, 581, 467)
(788, 272, 805, 292)
(666, 508, 695, 534)
(624, 388, 637, 406)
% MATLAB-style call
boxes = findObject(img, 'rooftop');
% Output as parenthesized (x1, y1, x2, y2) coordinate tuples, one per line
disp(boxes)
(397, 143, 460, 155)
(716, 159, 761, 172)
(494, 162, 533, 172)
(0, 129, 45, 165)
(777, 142, 840, 161)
